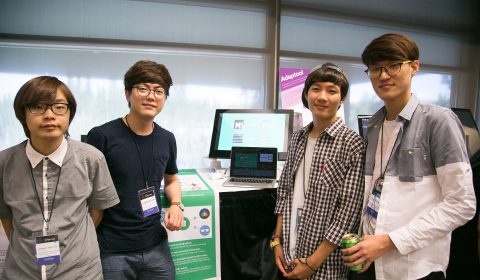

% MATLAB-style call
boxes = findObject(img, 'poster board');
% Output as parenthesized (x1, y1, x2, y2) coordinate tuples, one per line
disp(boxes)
(162, 169, 217, 280)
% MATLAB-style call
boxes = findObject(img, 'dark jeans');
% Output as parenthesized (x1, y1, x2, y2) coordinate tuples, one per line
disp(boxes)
(349, 264, 445, 280)
(101, 239, 175, 280)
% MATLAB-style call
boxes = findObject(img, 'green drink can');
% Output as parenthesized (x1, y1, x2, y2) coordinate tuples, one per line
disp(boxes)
(341, 233, 364, 271)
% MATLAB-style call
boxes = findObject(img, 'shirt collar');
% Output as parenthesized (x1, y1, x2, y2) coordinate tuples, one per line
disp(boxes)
(371, 94, 420, 123)
(301, 117, 344, 138)
(397, 94, 419, 121)
(26, 138, 68, 168)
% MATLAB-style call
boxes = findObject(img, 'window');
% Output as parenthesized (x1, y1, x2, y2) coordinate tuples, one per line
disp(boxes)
(0, 43, 266, 168)
(279, 59, 452, 132)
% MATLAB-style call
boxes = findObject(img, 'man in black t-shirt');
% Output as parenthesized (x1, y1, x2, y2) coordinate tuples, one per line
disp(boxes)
(87, 60, 183, 280)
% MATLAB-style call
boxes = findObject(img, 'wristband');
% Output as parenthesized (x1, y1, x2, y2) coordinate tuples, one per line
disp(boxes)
(269, 239, 281, 250)
(299, 257, 316, 271)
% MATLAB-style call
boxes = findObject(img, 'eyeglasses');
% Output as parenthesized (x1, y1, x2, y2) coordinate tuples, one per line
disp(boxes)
(27, 103, 71, 115)
(365, 60, 412, 79)
(133, 86, 166, 99)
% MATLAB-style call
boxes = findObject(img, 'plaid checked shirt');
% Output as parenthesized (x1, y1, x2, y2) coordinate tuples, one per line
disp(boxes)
(275, 118, 366, 279)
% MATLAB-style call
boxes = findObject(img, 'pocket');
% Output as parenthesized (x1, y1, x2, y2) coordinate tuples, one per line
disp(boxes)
(398, 148, 425, 182)
(320, 159, 345, 190)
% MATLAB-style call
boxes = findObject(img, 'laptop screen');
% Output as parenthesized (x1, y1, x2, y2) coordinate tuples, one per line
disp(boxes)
(229, 147, 277, 179)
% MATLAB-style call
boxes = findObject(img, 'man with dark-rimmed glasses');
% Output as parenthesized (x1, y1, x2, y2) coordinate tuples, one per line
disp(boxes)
(342, 33, 476, 280)
(86, 60, 183, 280)
(0, 76, 119, 279)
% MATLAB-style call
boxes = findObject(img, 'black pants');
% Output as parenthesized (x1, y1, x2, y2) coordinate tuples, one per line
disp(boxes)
(349, 264, 445, 280)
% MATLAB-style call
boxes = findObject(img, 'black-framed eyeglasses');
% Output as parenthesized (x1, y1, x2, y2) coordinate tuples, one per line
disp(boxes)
(133, 86, 166, 99)
(364, 60, 412, 78)
(27, 103, 71, 115)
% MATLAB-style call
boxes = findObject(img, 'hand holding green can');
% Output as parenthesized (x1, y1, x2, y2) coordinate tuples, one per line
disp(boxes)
(341, 233, 365, 271)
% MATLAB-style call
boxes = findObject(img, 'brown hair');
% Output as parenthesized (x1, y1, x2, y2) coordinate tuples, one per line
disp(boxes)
(124, 60, 173, 97)
(302, 63, 349, 108)
(361, 33, 419, 66)
(13, 76, 77, 138)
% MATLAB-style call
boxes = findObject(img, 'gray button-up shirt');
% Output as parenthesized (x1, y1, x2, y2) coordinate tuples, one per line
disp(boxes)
(0, 138, 119, 279)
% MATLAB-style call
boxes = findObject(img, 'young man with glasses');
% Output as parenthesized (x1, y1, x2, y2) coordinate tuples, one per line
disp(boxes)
(86, 60, 183, 280)
(342, 33, 476, 280)
(0, 76, 119, 279)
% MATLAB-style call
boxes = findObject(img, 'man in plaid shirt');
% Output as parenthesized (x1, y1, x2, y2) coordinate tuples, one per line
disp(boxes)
(273, 63, 366, 279)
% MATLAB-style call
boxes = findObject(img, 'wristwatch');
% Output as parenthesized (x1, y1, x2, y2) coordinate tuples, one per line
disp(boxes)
(171, 201, 184, 211)
(269, 236, 281, 250)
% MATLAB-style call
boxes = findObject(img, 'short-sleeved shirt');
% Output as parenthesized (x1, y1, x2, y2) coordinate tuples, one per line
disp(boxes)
(0, 138, 119, 279)
(86, 118, 178, 254)
(361, 95, 476, 279)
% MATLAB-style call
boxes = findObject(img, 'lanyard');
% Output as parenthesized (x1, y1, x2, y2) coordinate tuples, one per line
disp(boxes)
(124, 115, 155, 189)
(29, 159, 62, 229)
(302, 138, 309, 199)
(378, 120, 400, 180)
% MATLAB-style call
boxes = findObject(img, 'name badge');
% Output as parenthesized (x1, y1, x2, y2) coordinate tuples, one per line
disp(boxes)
(365, 188, 381, 219)
(36, 234, 61, 266)
(139, 187, 159, 217)
(295, 208, 303, 232)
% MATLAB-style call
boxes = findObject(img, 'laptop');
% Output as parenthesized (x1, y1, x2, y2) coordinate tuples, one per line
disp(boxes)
(223, 147, 278, 188)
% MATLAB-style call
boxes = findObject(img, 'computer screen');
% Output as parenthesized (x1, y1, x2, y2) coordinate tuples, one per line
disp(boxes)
(451, 108, 479, 157)
(357, 115, 372, 140)
(209, 109, 294, 161)
(451, 108, 479, 131)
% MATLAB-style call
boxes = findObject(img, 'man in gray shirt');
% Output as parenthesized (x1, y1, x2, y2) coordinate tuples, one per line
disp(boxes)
(0, 76, 119, 279)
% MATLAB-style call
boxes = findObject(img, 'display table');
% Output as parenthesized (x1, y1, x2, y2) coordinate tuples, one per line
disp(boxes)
(196, 168, 280, 280)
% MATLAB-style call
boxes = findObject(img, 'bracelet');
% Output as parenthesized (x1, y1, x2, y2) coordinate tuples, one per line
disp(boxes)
(305, 257, 316, 271)
(299, 257, 316, 272)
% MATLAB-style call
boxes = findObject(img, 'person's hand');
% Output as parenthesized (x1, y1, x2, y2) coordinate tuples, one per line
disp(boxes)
(164, 205, 183, 231)
(284, 258, 315, 279)
(273, 245, 290, 275)
(342, 234, 395, 273)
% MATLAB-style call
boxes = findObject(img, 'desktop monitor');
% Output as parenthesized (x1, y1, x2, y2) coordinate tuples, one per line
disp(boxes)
(357, 115, 372, 140)
(208, 109, 294, 161)
(451, 108, 480, 157)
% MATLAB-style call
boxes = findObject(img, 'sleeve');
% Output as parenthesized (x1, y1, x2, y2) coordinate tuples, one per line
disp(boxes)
(85, 127, 120, 210)
(88, 155, 119, 210)
(389, 110, 476, 255)
(324, 138, 366, 245)
(85, 127, 106, 153)
(164, 132, 178, 175)
(275, 131, 302, 215)
(0, 158, 13, 219)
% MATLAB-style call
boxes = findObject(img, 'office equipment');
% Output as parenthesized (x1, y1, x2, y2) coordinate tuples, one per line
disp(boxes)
(357, 115, 372, 140)
(209, 109, 293, 161)
(451, 108, 480, 157)
(223, 147, 277, 188)
(451, 108, 479, 131)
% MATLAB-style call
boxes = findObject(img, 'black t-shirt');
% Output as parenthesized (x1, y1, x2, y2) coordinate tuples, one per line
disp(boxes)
(86, 118, 178, 253)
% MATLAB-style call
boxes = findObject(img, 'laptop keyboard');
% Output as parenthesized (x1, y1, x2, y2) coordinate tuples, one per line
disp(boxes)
(229, 178, 274, 184)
